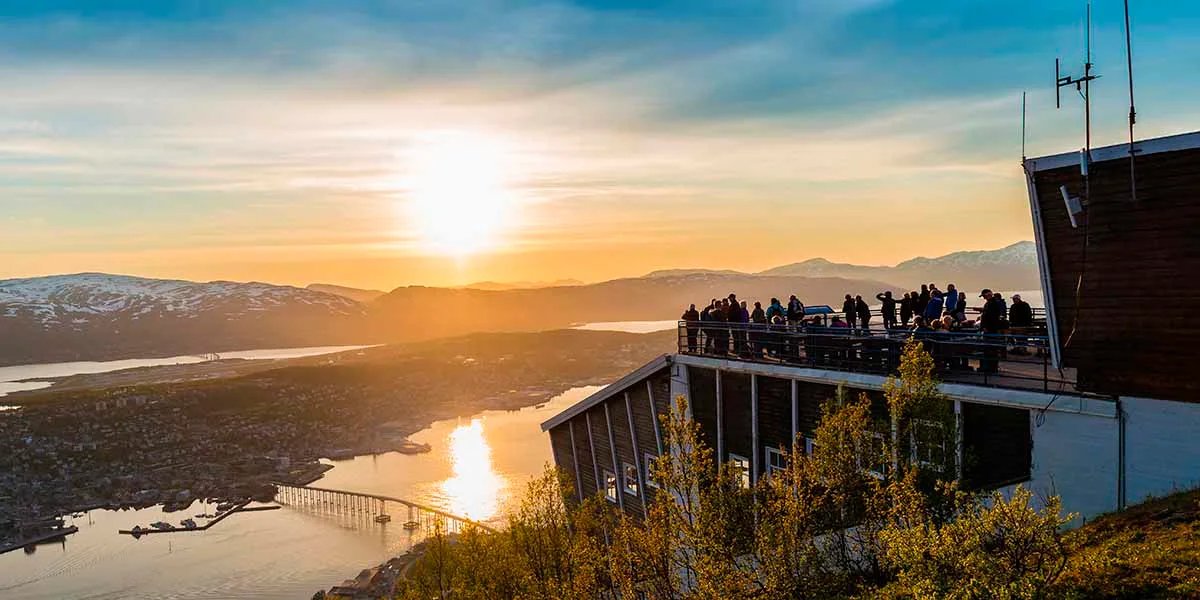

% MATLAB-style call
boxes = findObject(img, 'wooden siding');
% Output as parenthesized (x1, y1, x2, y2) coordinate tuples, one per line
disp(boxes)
(961, 403, 1032, 489)
(572, 418, 598, 500)
(757, 376, 794, 472)
(721, 372, 754, 464)
(609, 394, 646, 519)
(688, 367, 719, 453)
(629, 381, 662, 504)
(1032, 146, 1200, 401)
(548, 426, 577, 499)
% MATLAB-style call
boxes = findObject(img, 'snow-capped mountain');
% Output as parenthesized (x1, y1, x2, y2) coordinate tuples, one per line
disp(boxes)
(758, 242, 1039, 292)
(0, 273, 372, 366)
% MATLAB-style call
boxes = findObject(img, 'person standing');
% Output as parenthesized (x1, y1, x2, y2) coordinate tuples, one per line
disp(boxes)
(750, 301, 767, 356)
(1009, 293, 1034, 355)
(876, 290, 897, 330)
(900, 292, 914, 327)
(944, 284, 959, 318)
(979, 289, 1004, 374)
(786, 295, 804, 327)
(923, 290, 945, 323)
(917, 284, 930, 316)
(855, 295, 871, 334)
(682, 303, 700, 353)
(842, 294, 857, 330)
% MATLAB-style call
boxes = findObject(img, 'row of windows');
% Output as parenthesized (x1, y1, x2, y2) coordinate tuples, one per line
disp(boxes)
(723, 420, 948, 489)
(603, 452, 663, 503)
(600, 420, 950, 500)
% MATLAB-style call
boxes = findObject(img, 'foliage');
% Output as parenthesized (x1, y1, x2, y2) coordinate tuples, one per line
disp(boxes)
(395, 342, 1092, 600)
(1051, 488, 1200, 599)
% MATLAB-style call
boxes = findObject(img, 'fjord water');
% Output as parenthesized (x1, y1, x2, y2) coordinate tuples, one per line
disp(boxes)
(0, 386, 600, 599)
(0, 345, 374, 397)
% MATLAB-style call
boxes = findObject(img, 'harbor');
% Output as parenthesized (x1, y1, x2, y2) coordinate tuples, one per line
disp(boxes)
(118, 501, 283, 536)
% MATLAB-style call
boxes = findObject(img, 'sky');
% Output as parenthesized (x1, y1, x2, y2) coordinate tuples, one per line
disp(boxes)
(1, 1, 1198, 290)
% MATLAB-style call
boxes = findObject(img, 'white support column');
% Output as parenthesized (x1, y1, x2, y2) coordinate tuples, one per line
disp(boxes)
(586, 411, 600, 497)
(751, 374, 759, 484)
(716, 369, 724, 463)
(604, 402, 624, 511)
(625, 392, 644, 502)
(569, 423, 584, 502)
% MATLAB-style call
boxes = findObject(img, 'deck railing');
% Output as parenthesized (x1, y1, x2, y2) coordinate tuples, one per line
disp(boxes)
(677, 320, 1073, 394)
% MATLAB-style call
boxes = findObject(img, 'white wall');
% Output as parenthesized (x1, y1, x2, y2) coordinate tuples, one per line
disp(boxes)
(1024, 410, 1119, 525)
(1122, 395, 1200, 504)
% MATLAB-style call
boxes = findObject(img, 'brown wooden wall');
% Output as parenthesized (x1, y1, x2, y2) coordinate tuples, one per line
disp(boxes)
(548, 426, 578, 499)
(1032, 145, 1200, 401)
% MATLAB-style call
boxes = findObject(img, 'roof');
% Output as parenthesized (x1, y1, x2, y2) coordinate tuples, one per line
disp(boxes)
(539, 354, 672, 431)
(1025, 130, 1200, 173)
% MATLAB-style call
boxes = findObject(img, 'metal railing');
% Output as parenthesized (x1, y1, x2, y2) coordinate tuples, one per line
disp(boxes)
(677, 320, 1073, 394)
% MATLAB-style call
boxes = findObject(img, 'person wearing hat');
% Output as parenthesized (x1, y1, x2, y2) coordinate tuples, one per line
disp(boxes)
(1009, 294, 1034, 355)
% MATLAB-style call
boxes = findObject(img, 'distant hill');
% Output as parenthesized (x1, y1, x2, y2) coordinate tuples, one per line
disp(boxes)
(0, 273, 370, 366)
(306, 283, 386, 303)
(366, 272, 896, 342)
(458, 279, 585, 291)
(759, 241, 1038, 292)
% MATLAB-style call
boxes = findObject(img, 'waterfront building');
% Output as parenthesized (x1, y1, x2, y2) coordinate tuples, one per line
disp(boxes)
(541, 130, 1200, 522)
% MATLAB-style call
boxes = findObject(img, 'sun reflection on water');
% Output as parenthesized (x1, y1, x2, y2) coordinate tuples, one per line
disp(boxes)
(442, 418, 505, 521)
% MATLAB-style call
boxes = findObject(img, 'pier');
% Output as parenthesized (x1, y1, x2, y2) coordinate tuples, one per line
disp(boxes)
(274, 483, 494, 533)
(117, 501, 270, 535)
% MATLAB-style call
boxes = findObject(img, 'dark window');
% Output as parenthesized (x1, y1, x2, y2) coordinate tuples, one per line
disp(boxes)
(961, 403, 1031, 489)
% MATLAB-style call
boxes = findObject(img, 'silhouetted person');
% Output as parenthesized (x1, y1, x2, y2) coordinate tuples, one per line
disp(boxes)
(955, 293, 967, 322)
(682, 303, 700, 353)
(750, 301, 767, 356)
(900, 292, 915, 327)
(923, 290, 944, 322)
(979, 289, 1004, 374)
(917, 284, 930, 316)
(1009, 294, 1033, 328)
(855, 295, 871, 334)
(842, 294, 857, 329)
(787, 295, 804, 327)
(944, 284, 959, 318)
(876, 291, 897, 329)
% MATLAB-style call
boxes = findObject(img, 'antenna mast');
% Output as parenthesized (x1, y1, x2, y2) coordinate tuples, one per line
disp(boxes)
(1056, 0, 1099, 193)
(1123, 0, 1138, 201)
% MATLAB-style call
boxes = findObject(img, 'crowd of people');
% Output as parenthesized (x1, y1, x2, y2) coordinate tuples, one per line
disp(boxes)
(680, 284, 1038, 375)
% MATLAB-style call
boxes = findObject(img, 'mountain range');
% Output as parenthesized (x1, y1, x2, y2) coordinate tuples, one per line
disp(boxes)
(0, 242, 1037, 366)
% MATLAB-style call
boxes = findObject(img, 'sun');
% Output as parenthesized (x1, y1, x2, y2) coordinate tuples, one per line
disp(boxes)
(401, 131, 517, 257)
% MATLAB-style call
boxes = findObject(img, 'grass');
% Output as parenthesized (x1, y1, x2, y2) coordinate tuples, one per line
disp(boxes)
(1054, 488, 1200, 599)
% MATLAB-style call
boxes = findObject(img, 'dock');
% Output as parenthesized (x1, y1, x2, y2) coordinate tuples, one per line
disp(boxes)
(0, 525, 79, 555)
(118, 501, 278, 536)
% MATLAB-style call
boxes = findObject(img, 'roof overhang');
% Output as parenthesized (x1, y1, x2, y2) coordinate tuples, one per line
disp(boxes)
(539, 354, 673, 431)
(1024, 130, 1200, 173)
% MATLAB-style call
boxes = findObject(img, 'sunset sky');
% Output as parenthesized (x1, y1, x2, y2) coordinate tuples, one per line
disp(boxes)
(2, 1, 1198, 290)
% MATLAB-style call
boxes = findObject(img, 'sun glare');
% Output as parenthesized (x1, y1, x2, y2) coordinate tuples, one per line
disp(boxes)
(441, 418, 504, 521)
(401, 132, 517, 256)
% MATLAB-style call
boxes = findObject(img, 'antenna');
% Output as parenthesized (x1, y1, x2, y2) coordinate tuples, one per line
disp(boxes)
(1021, 91, 1027, 161)
(1056, 0, 1100, 181)
(1123, 0, 1138, 201)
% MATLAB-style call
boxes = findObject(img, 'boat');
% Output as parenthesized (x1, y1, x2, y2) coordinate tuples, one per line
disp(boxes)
(181, 518, 197, 529)
(373, 514, 392, 523)
(151, 521, 172, 530)
(402, 520, 420, 530)
(215, 501, 236, 513)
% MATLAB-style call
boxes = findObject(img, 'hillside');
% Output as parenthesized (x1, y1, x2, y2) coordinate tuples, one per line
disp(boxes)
(1054, 488, 1200, 598)
(366, 272, 896, 341)
(0, 273, 370, 366)
(306, 283, 387, 303)
(760, 241, 1038, 292)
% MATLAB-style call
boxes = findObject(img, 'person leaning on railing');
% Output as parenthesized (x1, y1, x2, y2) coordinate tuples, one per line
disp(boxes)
(1008, 294, 1034, 355)
(978, 289, 1004, 374)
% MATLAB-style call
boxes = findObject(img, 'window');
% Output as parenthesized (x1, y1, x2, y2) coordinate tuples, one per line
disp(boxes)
(764, 447, 787, 476)
(644, 453, 659, 488)
(603, 470, 618, 503)
(862, 430, 888, 480)
(623, 463, 640, 496)
(804, 437, 819, 457)
(728, 454, 751, 489)
(910, 419, 947, 471)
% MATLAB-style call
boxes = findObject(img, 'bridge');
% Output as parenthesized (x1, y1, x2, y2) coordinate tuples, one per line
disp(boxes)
(274, 483, 495, 534)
